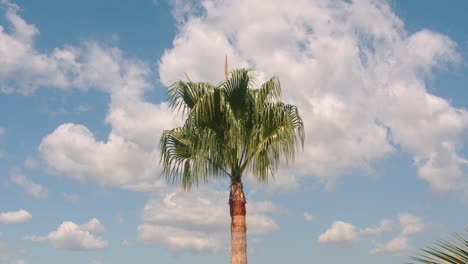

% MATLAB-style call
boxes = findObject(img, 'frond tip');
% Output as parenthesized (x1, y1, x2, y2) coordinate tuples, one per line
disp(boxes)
(408, 232, 468, 264)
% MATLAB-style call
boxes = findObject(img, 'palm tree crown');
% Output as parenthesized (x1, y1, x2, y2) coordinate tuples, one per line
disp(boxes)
(160, 68, 305, 188)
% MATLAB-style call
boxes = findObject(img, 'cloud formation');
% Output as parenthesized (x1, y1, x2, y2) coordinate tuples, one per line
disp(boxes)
(370, 235, 409, 255)
(0, 210, 32, 224)
(398, 212, 426, 236)
(318, 212, 426, 254)
(318, 221, 358, 246)
(25, 218, 108, 251)
(359, 219, 394, 236)
(158, 0, 468, 194)
(10, 174, 48, 199)
(138, 189, 279, 253)
(1, 0, 466, 196)
(0, 1, 178, 191)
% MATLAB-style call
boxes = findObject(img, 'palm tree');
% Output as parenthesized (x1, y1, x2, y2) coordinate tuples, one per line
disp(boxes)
(159, 68, 304, 264)
(409, 231, 467, 264)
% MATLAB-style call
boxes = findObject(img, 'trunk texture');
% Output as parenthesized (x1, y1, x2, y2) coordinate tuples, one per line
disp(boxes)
(229, 180, 247, 264)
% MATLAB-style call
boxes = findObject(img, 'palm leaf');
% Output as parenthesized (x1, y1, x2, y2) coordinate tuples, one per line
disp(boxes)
(409, 232, 468, 264)
(159, 68, 304, 187)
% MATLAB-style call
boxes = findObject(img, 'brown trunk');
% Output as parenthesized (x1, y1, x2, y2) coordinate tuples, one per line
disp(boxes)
(229, 180, 247, 264)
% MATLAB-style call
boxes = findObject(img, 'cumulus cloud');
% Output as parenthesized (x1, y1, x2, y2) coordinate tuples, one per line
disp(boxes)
(318, 213, 425, 254)
(0, 0, 179, 192)
(359, 219, 394, 236)
(370, 235, 409, 255)
(80, 218, 105, 233)
(33, 42, 179, 192)
(0, 209, 32, 224)
(158, 0, 468, 194)
(10, 174, 48, 199)
(138, 189, 279, 253)
(398, 213, 426, 235)
(25, 219, 108, 251)
(318, 221, 358, 246)
(2, 0, 467, 196)
(369, 213, 425, 255)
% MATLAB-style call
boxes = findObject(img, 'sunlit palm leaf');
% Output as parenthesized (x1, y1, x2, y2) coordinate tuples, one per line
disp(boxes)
(160, 68, 304, 188)
(409, 232, 468, 264)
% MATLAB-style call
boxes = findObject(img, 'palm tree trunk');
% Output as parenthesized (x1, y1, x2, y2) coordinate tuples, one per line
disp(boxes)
(229, 180, 247, 264)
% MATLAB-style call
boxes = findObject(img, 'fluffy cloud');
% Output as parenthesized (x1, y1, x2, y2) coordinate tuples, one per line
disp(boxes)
(0, 0, 75, 94)
(318, 213, 426, 254)
(0, 0, 179, 191)
(138, 189, 279, 253)
(3, 0, 467, 195)
(158, 0, 468, 194)
(25, 219, 108, 251)
(80, 218, 105, 233)
(10, 174, 48, 199)
(318, 221, 357, 246)
(0, 209, 32, 224)
(36, 49, 178, 190)
(359, 219, 394, 236)
(398, 213, 426, 235)
(370, 235, 409, 255)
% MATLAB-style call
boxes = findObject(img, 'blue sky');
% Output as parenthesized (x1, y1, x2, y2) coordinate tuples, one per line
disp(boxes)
(0, 0, 467, 263)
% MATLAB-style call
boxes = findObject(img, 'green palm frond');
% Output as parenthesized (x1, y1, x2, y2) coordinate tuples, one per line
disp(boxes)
(159, 68, 304, 188)
(409, 232, 468, 264)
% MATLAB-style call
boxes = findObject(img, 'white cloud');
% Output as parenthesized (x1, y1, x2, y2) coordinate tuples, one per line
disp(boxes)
(318, 221, 357, 246)
(0, 209, 32, 224)
(158, 0, 468, 194)
(80, 218, 105, 233)
(319, 213, 425, 253)
(34, 41, 179, 193)
(398, 213, 426, 235)
(63, 193, 80, 203)
(370, 235, 409, 255)
(303, 212, 314, 221)
(0, 1, 179, 192)
(0, 127, 4, 138)
(0, 0, 73, 94)
(25, 219, 108, 251)
(138, 188, 279, 253)
(2, 0, 466, 196)
(10, 174, 48, 199)
(359, 219, 393, 236)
